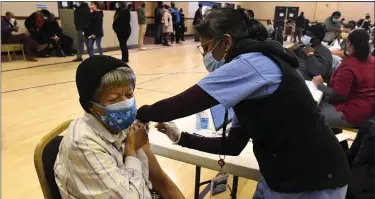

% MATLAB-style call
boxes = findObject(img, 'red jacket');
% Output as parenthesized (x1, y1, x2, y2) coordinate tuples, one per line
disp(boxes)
(331, 55, 375, 126)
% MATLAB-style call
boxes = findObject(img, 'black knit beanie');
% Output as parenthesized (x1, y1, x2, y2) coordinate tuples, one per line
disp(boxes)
(76, 55, 130, 112)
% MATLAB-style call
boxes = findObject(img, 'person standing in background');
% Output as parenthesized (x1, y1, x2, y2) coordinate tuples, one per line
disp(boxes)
(179, 8, 186, 41)
(266, 19, 274, 38)
(113, 2, 131, 62)
(358, 14, 372, 33)
(294, 12, 305, 43)
(169, 2, 181, 44)
(324, 11, 342, 45)
(137, 2, 147, 50)
(86, 2, 104, 57)
(193, 4, 203, 41)
(302, 18, 310, 36)
(73, 1, 91, 62)
(154, 1, 164, 44)
(162, 5, 173, 46)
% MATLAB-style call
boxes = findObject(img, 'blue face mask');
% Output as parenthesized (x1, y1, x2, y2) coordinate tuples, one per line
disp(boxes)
(93, 98, 137, 132)
(203, 40, 226, 72)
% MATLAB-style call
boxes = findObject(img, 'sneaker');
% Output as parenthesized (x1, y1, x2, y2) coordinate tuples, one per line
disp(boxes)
(72, 58, 83, 62)
(139, 47, 146, 51)
(176, 41, 182, 44)
(163, 43, 171, 46)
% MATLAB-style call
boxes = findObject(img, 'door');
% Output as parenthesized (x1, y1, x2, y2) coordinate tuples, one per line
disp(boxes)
(274, 6, 287, 29)
(286, 7, 299, 21)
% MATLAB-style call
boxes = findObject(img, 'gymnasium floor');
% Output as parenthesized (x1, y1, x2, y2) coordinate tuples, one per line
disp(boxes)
(2, 40, 258, 199)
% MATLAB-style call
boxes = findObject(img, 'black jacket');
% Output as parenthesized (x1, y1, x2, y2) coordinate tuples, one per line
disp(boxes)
(231, 39, 350, 192)
(40, 19, 62, 38)
(154, 6, 163, 25)
(74, 2, 91, 31)
(86, 11, 104, 38)
(193, 9, 202, 25)
(346, 117, 375, 199)
(25, 12, 39, 32)
(295, 15, 305, 28)
(112, 8, 131, 34)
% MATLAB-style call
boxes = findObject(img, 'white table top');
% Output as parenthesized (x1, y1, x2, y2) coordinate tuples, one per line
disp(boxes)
(149, 80, 325, 180)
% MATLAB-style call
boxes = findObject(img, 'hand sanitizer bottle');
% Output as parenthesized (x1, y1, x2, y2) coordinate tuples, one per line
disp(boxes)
(196, 111, 209, 130)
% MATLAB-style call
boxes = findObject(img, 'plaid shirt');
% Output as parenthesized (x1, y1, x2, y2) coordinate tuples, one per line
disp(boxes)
(54, 113, 152, 199)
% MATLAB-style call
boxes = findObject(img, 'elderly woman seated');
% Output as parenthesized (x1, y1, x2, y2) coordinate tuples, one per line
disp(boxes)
(54, 55, 185, 199)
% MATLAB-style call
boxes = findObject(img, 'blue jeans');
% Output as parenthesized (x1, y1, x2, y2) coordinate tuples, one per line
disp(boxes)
(253, 177, 347, 199)
(88, 37, 103, 56)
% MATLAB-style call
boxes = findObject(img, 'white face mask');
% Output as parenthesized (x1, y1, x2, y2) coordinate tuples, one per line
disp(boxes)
(303, 35, 312, 45)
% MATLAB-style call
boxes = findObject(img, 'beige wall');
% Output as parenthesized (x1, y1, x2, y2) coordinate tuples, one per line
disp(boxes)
(1, 1, 59, 17)
(242, 1, 375, 23)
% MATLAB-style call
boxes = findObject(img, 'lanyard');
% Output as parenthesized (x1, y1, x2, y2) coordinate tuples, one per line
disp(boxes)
(218, 111, 228, 169)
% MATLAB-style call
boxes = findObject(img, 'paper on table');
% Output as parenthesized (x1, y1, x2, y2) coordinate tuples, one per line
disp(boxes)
(305, 80, 324, 103)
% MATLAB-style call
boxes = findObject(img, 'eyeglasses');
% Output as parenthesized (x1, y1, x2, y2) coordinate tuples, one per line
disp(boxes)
(196, 38, 221, 56)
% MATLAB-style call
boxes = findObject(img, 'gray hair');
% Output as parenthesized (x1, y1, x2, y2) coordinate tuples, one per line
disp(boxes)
(93, 67, 136, 101)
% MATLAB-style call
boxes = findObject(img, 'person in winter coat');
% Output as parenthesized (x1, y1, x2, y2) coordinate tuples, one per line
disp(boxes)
(294, 12, 305, 43)
(86, 2, 104, 56)
(113, 2, 131, 62)
(72, 1, 91, 62)
(162, 5, 173, 46)
(192, 4, 203, 41)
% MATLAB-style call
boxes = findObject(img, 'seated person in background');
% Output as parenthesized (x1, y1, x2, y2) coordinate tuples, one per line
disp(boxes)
(25, 10, 48, 44)
(331, 23, 355, 58)
(347, 20, 357, 28)
(289, 24, 333, 81)
(313, 29, 375, 128)
(40, 13, 74, 56)
(54, 55, 184, 199)
(1, 11, 44, 61)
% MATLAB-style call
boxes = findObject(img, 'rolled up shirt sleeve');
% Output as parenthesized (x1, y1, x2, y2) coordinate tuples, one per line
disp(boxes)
(67, 138, 147, 199)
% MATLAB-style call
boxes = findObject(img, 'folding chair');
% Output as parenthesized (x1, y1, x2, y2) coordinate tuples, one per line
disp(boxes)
(1, 43, 26, 61)
(34, 120, 72, 199)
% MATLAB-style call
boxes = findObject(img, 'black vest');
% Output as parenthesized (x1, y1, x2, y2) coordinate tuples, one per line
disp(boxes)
(232, 40, 351, 192)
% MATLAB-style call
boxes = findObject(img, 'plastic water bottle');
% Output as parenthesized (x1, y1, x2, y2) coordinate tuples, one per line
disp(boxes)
(196, 111, 209, 130)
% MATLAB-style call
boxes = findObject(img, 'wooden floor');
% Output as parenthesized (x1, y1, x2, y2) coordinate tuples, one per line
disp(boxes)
(2, 41, 258, 199)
